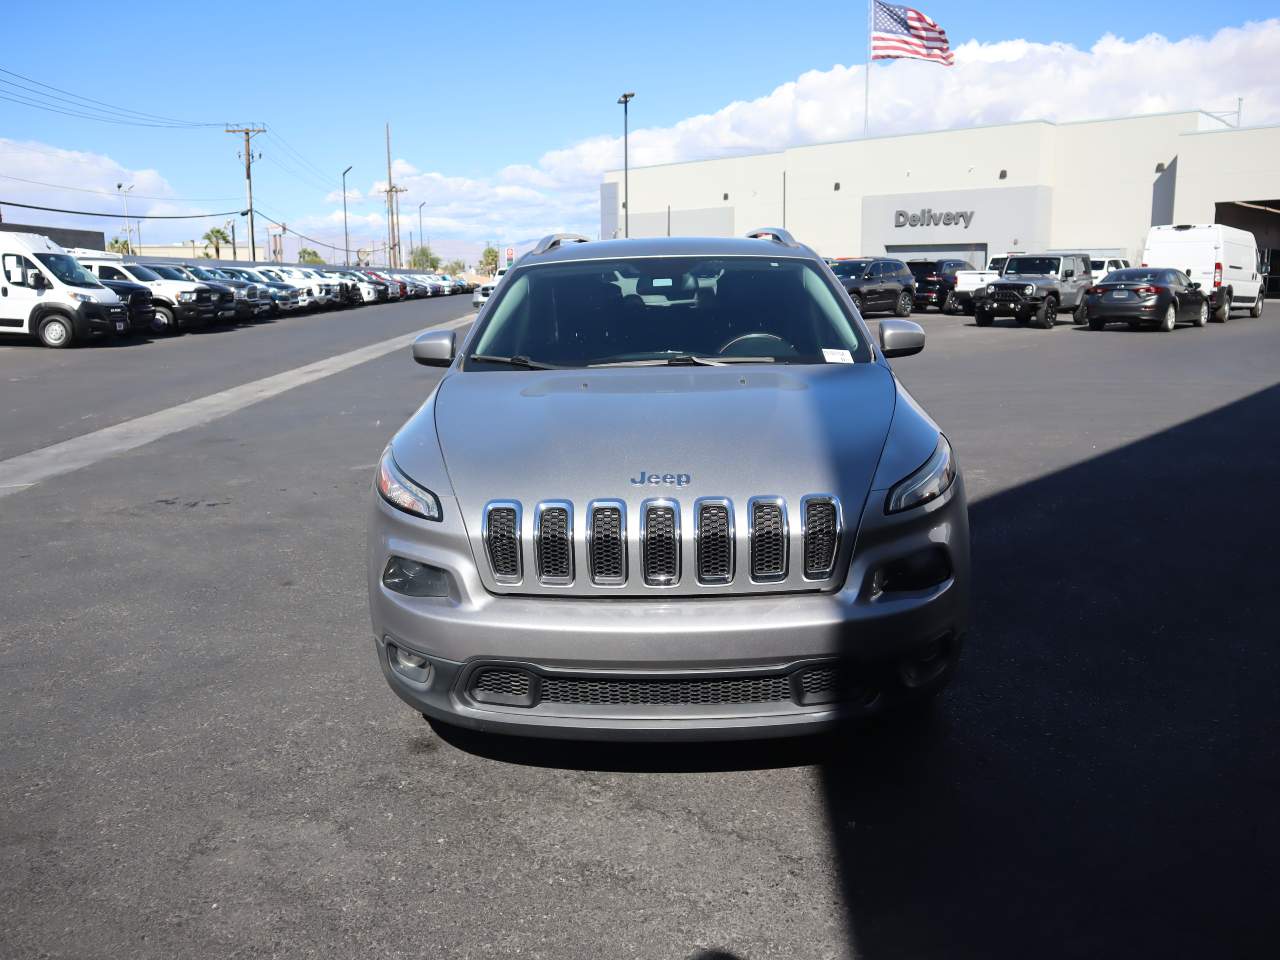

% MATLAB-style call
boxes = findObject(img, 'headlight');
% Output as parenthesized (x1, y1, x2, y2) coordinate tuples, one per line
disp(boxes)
(886, 436, 956, 514)
(376, 448, 442, 521)
(986, 284, 995, 295)
(69, 292, 97, 304)
(1024, 284, 1035, 296)
(232, 287, 246, 299)
(178, 291, 196, 302)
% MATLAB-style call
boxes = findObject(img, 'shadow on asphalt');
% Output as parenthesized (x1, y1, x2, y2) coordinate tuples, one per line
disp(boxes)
(819, 383, 1280, 958)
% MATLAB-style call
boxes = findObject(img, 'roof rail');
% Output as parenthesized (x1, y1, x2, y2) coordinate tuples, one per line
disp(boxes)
(745, 227, 799, 247)
(530, 233, 591, 256)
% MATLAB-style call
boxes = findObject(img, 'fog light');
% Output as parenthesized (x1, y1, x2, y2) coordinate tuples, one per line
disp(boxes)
(387, 642, 431, 683)
(382, 557, 450, 597)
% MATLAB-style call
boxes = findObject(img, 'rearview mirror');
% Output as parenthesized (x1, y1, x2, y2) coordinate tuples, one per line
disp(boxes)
(879, 318, 926, 358)
(412, 329, 455, 367)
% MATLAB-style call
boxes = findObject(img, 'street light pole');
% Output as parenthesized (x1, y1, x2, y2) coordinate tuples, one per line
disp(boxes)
(116, 182, 134, 252)
(341, 165, 353, 266)
(418, 201, 425, 267)
(616, 92, 635, 238)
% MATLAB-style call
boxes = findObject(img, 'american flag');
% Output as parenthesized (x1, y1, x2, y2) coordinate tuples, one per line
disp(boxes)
(871, 1, 955, 66)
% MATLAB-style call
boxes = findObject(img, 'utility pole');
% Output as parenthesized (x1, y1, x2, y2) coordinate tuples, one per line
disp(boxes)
(341, 165, 353, 266)
(116, 183, 134, 252)
(385, 122, 397, 268)
(417, 201, 425, 267)
(226, 126, 265, 261)
(228, 219, 238, 260)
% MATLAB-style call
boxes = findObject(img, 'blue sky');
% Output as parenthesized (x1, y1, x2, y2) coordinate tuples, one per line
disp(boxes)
(1, 0, 1276, 260)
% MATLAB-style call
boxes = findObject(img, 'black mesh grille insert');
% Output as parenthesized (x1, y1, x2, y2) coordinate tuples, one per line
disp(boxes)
(474, 669, 531, 697)
(803, 499, 839, 578)
(541, 675, 791, 706)
(697, 503, 732, 584)
(590, 506, 625, 583)
(795, 666, 839, 705)
(486, 507, 520, 580)
(643, 505, 678, 585)
(751, 501, 786, 580)
(537, 507, 572, 582)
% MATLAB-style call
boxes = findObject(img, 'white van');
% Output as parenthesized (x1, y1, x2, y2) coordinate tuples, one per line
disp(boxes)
(1141, 224, 1264, 321)
(0, 233, 127, 347)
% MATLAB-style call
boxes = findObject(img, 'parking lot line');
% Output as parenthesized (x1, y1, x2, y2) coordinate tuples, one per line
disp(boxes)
(0, 316, 472, 499)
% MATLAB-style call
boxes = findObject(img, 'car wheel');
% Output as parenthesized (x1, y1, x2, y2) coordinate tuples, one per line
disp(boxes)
(850, 293, 864, 315)
(1031, 297, 1056, 329)
(1072, 301, 1087, 325)
(1213, 293, 1231, 322)
(941, 291, 956, 314)
(39, 315, 74, 348)
(1088, 315, 1105, 331)
(974, 308, 993, 327)
(1159, 302, 1177, 332)
(1192, 301, 1209, 327)
(151, 306, 177, 335)
(895, 291, 913, 317)
(963, 302, 975, 316)
(1249, 292, 1265, 318)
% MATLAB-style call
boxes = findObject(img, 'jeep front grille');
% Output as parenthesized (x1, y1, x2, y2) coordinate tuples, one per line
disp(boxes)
(749, 498, 787, 582)
(483, 502, 522, 584)
(695, 499, 734, 584)
(802, 497, 840, 579)
(535, 502, 573, 584)
(588, 502, 626, 585)
(641, 501, 679, 586)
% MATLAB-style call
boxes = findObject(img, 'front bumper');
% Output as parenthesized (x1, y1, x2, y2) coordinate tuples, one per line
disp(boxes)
(74, 301, 129, 336)
(367, 476, 969, 740)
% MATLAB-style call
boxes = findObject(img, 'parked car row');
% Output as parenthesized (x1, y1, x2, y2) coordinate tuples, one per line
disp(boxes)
(0, 231, 483, 348)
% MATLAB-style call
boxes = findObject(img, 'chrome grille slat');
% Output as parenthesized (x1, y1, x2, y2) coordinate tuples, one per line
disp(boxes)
(588, 501, 626, 585)
(641, 500, 680, 586)
(695, 498, 734, 584)
(749, 497, 788, 582)
(483, 501, 522, 584)
(801, 496, 841, 580)
(535, 502, 573, 585)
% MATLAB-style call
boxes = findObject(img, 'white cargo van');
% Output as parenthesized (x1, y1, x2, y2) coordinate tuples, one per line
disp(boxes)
(0, 233, 127, 347)
(1141, 224, 1264, 321)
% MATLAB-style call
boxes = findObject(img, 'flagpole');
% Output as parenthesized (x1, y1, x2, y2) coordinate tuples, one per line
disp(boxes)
(864, 0, 872, 136)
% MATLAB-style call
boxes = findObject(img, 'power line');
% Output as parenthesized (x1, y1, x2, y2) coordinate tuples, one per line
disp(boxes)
(259, 153, 335, 195)
(0, 199, 244, 219)
(0, 173, 239, 203)
(0, 66, 224, 128)
(263, 128, 332, 183)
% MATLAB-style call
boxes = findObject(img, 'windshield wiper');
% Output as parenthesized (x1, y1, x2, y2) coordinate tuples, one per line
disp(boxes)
(469, 353, 559, 370)
(588, 354, 777, 368)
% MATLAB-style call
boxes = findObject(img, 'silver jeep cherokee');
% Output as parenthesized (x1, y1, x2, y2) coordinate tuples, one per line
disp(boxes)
(368, 229, 970, 740)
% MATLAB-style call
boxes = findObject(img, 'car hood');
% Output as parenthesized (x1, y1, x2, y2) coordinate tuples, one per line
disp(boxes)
(396, 362, 898, 542)
(996, 274, 1055, 286)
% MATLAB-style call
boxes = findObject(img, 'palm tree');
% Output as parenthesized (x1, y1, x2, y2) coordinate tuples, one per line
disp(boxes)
(107, 237, 132, 255)
(298, 248, 324, 265)
(202, 227, 231, 259)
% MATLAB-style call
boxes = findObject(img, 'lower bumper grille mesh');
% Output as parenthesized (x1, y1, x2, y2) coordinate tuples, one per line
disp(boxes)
(540, 675, 792, 706)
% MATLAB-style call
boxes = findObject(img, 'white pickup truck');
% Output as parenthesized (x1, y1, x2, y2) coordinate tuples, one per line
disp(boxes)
(952, 256, 1011, 315)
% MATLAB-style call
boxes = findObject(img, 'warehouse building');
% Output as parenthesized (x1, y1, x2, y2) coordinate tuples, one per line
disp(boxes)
(600, 111, 1280, 284)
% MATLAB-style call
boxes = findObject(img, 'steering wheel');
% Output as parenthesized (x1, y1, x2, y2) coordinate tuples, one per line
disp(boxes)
(718, 332, 787, 356)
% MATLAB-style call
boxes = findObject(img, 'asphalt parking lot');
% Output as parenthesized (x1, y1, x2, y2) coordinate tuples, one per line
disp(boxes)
(2, 301, 1278, 959)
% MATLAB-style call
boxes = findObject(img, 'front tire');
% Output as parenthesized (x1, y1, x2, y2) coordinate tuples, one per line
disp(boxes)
(1159, 302, 1177, 332)
(1192, 301, 1208, 327)
(894, 290, 913, 317)
(38, 314, 75, 348)
(152, 305, 177, 336)
(1088, 315, 1106, 331)
(1072, 301, 1088, 325)
(1031, 297, 1057, 329)
(974, 306, 993, 327)
(1250, 292, 1265, 318)
(850, 293, 865, 316)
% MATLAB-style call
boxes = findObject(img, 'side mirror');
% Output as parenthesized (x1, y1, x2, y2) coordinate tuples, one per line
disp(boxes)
(31, 272, 49, 290)
(1189, 281, 1201, 290)
(1063, 269, 1075, 279)
(879, 318, 926, 358)
(411, 329, 455, 367)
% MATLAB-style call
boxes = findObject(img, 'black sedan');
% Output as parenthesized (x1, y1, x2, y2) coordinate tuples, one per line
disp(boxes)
(1085, 268, 1209, 332)
(829, 257, 915, 316)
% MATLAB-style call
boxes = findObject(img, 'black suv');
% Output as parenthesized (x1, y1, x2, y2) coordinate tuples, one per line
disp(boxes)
(829, 258, 916, 316)
(907, 259, 975, 313)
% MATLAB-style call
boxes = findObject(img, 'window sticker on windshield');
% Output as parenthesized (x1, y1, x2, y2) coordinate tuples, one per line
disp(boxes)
(652, 278, 672, 287)
(822, 348, 854, 364)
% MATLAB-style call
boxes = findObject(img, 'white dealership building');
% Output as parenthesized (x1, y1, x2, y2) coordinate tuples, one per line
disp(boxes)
(600, 111, 1280, 281)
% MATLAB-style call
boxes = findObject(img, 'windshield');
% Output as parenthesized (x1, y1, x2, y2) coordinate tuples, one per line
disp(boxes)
(186, 266, 222, 281)
(469, 256, 868, 369)
(35, 254, 101, 288)
(122, 264, 161, 282)
(1104, 268, 1168, 284)
(989, 257, 1007, 273)
(1004, 256, 1061, 276)
(830, 260, 871, 279)
(149, 265, 187, 281)
(238, 270, 268, 282)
